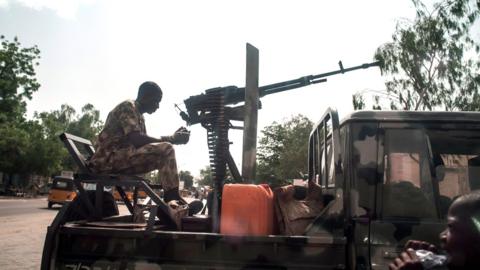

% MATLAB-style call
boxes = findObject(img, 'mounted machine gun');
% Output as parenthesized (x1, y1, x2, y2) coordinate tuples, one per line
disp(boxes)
(177, 60, 380, 187)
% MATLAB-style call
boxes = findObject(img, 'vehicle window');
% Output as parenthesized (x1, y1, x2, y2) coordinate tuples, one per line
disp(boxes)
(54, 180, 69, 189)
(428, 129, 480, 216)
(310, 126, 327, 186)
(308, 113, 337, 188)
(381, 128, 480, 220)
(433, 155, 473, 216)
(326, 142, 335, 187)
(83, 183, 97, 191)
(382, 129, 437, 219)
(318, 137, 334, 188)
(317, 130, 324, 185)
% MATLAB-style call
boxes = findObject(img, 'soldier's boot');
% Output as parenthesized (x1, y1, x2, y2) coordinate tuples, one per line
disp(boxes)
(164, 187, 204, 216)
(187, 200, 204, 216)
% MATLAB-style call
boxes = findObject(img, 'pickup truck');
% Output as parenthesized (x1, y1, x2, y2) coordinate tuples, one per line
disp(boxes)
(41, 108, 480, 270)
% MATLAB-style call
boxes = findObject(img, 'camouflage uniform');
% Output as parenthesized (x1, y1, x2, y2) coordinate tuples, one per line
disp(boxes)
(89, 100, 179, 191)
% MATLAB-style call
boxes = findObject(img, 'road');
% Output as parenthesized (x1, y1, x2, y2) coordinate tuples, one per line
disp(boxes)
(0, 196, 132, 270)
(0, 196, 54, 217)
(0, 197, 57, 270)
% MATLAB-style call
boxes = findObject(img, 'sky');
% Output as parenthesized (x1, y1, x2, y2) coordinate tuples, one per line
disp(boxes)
(0, 0, 433, 177)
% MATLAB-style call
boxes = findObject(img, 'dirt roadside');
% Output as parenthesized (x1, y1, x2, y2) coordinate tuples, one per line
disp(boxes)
(0, 198, 130, 270)
(0, 207, 55, 270)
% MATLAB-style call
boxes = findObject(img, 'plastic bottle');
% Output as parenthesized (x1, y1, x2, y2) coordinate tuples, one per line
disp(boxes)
(415, 249, 448, 269)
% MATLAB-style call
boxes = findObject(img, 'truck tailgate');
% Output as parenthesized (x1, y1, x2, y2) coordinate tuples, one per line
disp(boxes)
(52, 224, 346, 270)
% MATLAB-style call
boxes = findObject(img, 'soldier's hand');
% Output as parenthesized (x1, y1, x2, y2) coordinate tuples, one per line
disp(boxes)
(405, 240, 438, 253)
(389, 249, 423, 270)
(171, 127, 190, 144)
(175, 126, 188, 133)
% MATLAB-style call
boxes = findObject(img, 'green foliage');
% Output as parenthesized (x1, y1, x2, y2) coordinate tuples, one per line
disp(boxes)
(0, 121, 30, 174)
(0, 35, 103, 178)
(0, 35, 41, 122)
(353, 0, 480, 111)
(179, 170, 194, 189)
(0, 120, 64, 176)
(197, 166, 212, 187)
(68, 104, 103, 141)
(0, 102, 103, 176)
(34, 103, 103, 171)
(352, 92, 366, 110)
(23, 121, 65, 176)
(0, 35, 49, 176)
(35, 104, 102, 141)
(256, 114, 313, 187)
(196, 165, 236, 188)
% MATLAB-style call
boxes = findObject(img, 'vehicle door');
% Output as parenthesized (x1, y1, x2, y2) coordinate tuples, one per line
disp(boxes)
(305, 108, 348, 270)
(348, 121, 380, 270)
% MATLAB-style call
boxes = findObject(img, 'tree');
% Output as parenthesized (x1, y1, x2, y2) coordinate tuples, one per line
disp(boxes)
(67, 104, 103, 141)
(0, 121, 31, 174)
(0, 35, 45, 179)
(179, 170, 194, 189)
(0, 35, 41, 122)
(353, 0, 480, 111)
(35, 103, 101, 142)
(34, 103, 103, 171)
(256, 114, 313, 187)
(0, 119, 65, 177)
(22, 120, 65, 176)
(197, 166, 212, 187)
(0, 36, 104, 182)
(196, 165, 235, 188)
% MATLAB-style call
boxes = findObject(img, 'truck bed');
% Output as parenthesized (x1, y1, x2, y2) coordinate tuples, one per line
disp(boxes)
(52, 221, 346, 270)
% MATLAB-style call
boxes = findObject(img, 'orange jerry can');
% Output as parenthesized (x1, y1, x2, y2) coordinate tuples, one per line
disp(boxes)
(220, 184, 274, 236)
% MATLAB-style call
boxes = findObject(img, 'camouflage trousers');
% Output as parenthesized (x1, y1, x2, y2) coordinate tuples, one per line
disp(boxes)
(100, 142, 180, 191)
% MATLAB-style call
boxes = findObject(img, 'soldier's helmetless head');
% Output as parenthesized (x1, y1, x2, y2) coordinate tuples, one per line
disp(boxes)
(440, 191, 480, 269)
(137, 81, 163, 114)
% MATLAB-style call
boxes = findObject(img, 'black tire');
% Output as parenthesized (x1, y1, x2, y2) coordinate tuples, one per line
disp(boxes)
(48, 202, 53, 209)
(64, 191, 119, 222)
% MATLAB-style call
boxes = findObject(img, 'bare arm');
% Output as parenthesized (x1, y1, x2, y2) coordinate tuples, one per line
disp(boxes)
(126, 127, 189, 148)
(127, 131, 171, 148)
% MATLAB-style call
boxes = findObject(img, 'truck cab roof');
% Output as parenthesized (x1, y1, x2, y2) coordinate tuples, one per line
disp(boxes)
(341, 110, 480, 124)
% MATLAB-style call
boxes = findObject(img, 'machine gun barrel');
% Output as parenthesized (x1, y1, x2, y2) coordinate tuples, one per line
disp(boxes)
(261, 60, 380, 97)
(222, 60, 380, 105)
(181, 60, 380, 125)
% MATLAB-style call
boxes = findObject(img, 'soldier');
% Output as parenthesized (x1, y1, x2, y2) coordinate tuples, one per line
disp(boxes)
(89, 81, 190, 204)
(389, 191, 480, 270)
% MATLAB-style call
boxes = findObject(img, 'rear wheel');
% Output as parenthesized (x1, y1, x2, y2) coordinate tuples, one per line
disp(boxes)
(48, 202, 53, 209)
